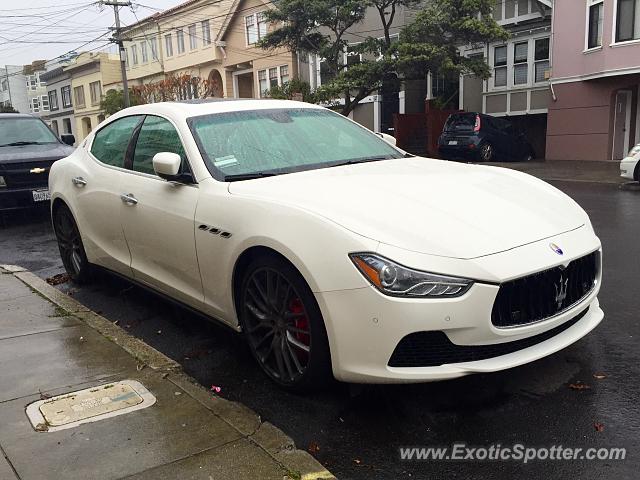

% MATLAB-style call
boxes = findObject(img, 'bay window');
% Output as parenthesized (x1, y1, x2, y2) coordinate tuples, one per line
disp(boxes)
(534, 37, 549, 83)
(513, 42, 528, 85)
(493, 46, 507, 87)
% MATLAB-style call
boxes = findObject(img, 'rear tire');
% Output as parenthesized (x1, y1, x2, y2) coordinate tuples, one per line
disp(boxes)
(53, 205, 92, 284)
(479, 142, 494, 162)
(238, 254, 332, 391)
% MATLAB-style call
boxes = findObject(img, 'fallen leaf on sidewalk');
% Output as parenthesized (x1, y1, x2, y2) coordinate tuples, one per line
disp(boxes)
(569, 383, 591, 390)
(46, 273, 69, 286)
(38, 389, 51, 400)
(136, 364, 145, 372)
(594, 422, 605, 432)
(308, 441, 320, 454)
(593, 373, 607, 379)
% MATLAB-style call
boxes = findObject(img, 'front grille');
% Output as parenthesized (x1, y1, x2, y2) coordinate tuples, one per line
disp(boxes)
(388, 308, 588, 368)
(1, 161, 52, 188)
(491, 251, 598, 328)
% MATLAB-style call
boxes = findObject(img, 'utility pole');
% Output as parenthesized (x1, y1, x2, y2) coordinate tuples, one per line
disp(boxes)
(103, 1, 131, 107)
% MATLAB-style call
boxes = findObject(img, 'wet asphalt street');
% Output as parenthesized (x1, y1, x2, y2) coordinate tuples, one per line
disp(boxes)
(0, 180, 638, 480)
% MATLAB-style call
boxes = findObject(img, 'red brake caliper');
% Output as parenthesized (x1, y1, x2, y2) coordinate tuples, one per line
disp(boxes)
(289, 297, 310, 360)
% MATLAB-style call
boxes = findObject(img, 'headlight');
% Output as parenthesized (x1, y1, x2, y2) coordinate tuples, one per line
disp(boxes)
(0, 176, 6, 188)
(349, 253, 473, 298)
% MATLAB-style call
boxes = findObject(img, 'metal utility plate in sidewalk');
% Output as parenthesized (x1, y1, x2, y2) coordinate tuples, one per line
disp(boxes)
(26, 380, 156, 432)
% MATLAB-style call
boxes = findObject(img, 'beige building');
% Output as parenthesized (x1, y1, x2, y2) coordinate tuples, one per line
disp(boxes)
(120, 0, 303, 100)
(64, 52, 121, 141)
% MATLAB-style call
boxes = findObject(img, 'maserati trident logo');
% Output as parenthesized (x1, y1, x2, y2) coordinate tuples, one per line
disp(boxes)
(554, 274, 569, 310)
(549, 242, 563, 255)
(30, 167, 46, 174)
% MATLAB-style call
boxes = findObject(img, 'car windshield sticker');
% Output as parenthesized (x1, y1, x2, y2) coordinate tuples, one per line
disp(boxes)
(213, 155, 239, 167)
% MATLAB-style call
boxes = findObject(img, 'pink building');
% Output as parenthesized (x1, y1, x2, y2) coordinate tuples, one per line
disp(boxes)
(547, 0, 640, 161)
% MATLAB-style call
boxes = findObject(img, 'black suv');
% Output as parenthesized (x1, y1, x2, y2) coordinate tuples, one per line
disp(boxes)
(438, 112, 534, 162)
(0, 114, 75, 210)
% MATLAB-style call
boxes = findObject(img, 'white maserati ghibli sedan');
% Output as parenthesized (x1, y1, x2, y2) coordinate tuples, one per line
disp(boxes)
(49, 99, 603, 389)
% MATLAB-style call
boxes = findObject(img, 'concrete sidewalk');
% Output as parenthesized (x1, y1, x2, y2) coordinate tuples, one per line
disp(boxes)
(482, 160, 624, 184)
(0, 265, 334, 480)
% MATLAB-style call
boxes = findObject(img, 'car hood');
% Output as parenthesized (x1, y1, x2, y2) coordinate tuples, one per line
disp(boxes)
(228, 158, 587, 259)
(0, 143, 75, 165)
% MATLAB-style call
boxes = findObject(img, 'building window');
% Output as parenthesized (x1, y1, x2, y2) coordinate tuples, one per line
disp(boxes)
(202, 20, 211, 45)
(31, 97, 40, 113)
(51, 120, 59, 136)
(616, 0, 640, 42)
(177, 29, 185, 53)
(493, 45, 507, 87)
(165, 34, 173, 57)
(61, 86, 72, 108)
(74, 85, 86, 108)
(188, 24, 198, 50)
(89, 81, 101, 105)
(131, 44, 138, 65)
(41, 94, 49, 112)
(27, 75, 38, 90)
(345, 44, 362, 68)
(258, 70, 268, 97)
(141, 41, 148, 63)
(48, 90, 59, 111)
(513, 41, 528, 85)
(245, 12, 268, 45)
(63, 118, 72, 134)
(280, 65, 289, 84)
(150, 37, 158, 60)
(534, 37, 550, 82)
(588, 0, 604, 48)
(257, 65, 290, 97)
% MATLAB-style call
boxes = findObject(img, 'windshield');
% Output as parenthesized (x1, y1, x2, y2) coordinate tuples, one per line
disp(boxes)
(188, 108, 403, 180)
(444, 113, 477, 132)
(0, 117, 59, 146)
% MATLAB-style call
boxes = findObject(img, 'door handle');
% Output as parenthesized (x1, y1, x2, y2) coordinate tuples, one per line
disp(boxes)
(120, 193, 138, 205)
(72, 176, 87, 187)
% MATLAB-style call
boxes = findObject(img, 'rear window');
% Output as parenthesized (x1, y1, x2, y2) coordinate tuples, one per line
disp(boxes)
(444, 114, 476, 132)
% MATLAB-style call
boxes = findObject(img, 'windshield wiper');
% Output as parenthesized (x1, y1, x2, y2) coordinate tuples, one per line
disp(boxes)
(328, 155, 396, 168)
(224, 172, 279, 182)
(0, 141, 47, 147)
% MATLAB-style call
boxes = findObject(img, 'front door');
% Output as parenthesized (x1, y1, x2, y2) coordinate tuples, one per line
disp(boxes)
(613, 90, 632, 160)
(119, 115, 203, 308)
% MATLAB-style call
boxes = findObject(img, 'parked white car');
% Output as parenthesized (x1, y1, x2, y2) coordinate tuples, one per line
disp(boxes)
(49, 100, 603, 389)
(620, 143, 640, 181)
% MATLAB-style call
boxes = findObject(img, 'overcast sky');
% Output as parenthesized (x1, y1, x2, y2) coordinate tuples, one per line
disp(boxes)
(0, 0, 183, 67)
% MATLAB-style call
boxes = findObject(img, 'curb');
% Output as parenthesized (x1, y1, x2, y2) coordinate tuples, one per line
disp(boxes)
(2, 265, 336, 480)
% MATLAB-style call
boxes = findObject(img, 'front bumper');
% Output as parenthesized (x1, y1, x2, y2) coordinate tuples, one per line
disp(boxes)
(0, 186, 50, 210)
(620, 157, 638, 180)
(316, 226, 603, 383)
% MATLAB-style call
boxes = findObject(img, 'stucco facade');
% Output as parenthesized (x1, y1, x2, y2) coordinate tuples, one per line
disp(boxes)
(546, 0, 640, 161)
(64, 52, 121, 141)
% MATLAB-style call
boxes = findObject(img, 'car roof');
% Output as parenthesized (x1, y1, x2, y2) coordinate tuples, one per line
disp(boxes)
(112, 99, 326, 121)
(0, 113, 38, 119)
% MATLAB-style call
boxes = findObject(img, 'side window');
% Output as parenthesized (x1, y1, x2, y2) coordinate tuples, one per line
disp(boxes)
(90, 116, 142, 167)
(132, 116, 188, 176)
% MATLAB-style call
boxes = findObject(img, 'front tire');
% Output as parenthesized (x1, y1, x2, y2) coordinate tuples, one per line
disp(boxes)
(239, 255, 332, 391)
(53, 205, 92, 284)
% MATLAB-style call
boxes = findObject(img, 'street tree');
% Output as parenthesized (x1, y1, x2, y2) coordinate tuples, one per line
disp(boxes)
(100, 89, 143, 116)
(260, 0, 508, 115)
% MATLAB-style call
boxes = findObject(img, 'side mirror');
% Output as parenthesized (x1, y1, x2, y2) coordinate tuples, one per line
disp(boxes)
(153, 152, 182, 180)
(376, 132, 397, 146)
(60, 134, 75, 146)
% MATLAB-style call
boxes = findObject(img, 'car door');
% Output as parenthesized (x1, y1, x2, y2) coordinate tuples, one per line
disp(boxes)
(118, 114, 204, 309)
(73, 115, 144, 276)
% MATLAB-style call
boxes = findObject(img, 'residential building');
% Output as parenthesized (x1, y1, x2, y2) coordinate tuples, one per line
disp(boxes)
(217, 0, 300, 99)
(63, 52, 121, 141)
(0, 65, 29, 113)
(40, 66, 77, 142)
(23, 61, 50, 117)
(460, 0, 553, 158)
(546, 0, 640, 161)
(0, 61, 50, 115)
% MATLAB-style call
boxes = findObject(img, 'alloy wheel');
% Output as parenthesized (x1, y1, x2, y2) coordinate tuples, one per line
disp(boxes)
(242, 267, 312, 384)
(54, 207, 86, 280)
(481, 143, 493, 161)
